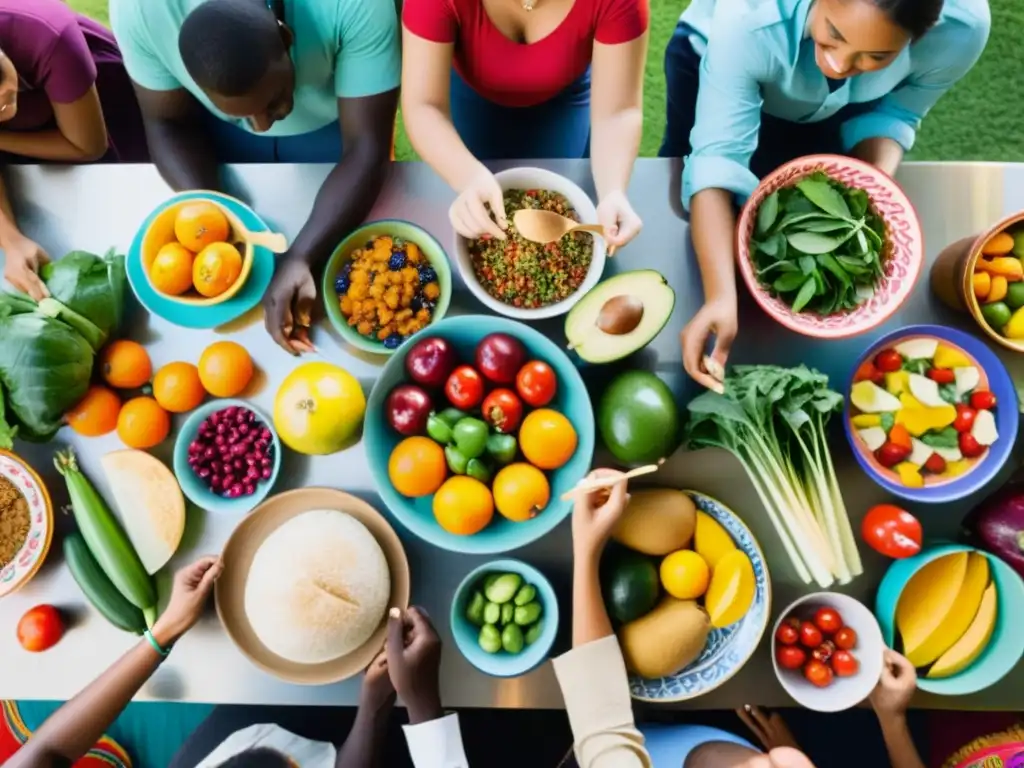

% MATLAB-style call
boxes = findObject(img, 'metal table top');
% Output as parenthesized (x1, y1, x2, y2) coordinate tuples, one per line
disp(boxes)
(0, 160, 1022, 710)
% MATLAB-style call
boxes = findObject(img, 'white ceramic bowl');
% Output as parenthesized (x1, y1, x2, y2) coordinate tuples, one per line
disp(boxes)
(453, 167, 607, 320)
(771, 592, 885, 712)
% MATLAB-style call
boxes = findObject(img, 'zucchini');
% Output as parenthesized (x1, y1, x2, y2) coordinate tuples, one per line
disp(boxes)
(55, 449, 157, 626)
(65, 532, 146, 634)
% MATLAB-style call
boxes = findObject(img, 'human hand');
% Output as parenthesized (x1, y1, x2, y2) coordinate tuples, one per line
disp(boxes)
(571, 469, 630, 559)
(385, 606, 443, 724)
(681, 296, 737, 394)
(870, 649, 917, 719)
(262, 256, 316, 355)
(596, 190, 642, 253)
(737, 705, 802, 753)
(152, 556, 223, 645)
(359, 649, 396, 714)
(2, 233, 50, 301)
(449, 166, 507, 240)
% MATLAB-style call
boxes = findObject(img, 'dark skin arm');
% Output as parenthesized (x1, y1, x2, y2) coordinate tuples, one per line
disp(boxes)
(132, 84, 220, 192)
(262, 89, 398, 354)
(336, 651, 395, 768)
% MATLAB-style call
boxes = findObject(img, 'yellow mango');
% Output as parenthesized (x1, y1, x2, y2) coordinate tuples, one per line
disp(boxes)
(976, 256, 1024, 282)
(946, 459, 972, 478)
(933, 344, 973, 369)
(885, 370, 910, 396)
(896, 462, 924, 488)
(987, 275, 1009, 303)
(851, 414, 882, 428)
(1005, 305, 1024, 340)
(897, 553, 969, 658)
(899, 392, 923, 410)
(972, 270, 991, 300)
(907, 553, 990, 668)
(981, 232, 1015, 256)
(895, 403, 956, 437)
(704, 550, 755, 628)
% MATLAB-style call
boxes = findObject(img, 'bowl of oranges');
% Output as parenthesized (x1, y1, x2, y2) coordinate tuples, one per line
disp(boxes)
(364, 315, 595, 554)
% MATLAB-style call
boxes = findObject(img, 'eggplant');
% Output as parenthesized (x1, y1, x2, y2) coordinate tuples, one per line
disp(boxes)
(962, 481, 1024, 579)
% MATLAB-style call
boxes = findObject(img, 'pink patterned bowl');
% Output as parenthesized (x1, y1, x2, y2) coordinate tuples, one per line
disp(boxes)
(0, 451, 54, 598)
(736, 154, 924, 339)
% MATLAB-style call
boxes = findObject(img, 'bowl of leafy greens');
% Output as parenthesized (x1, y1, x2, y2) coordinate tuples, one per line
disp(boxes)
(736, 155, 923, 339)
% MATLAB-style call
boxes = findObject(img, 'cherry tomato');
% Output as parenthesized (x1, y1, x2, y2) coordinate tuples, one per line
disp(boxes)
(873, 349, 903, 373)
(17, 605, 64, 653)
(776, 644, 807, 670)
(875, 441, 911, 468)
(799, 621, 823, 648)
(924, 453, 947, 474)
(831, 650, 860, 677)
(953, 403, 977, 433)
(970, 391, 997, 411)
(926, 368, 956, 384)
(445, 366, 484, 410)
(861, 504, 922, 559)
(803, 659, 834, 688)
(811, 640, 836, 664)
(814, 607, 844, 634)
(833, 626, 858, 650)
(775, 622, 799, 646)
(959, 431, 985, 459)
(854, 360, 886, 385)
(481, 388, 524, 433)
(516, 361, 558, 407)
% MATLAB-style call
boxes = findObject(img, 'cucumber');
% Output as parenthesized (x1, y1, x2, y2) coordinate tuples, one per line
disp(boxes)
(65, 532, 146, 634)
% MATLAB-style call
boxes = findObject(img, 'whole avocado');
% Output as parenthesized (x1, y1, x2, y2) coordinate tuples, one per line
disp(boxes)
(602, 548, 660, 624)
(598, 370, 680, 464)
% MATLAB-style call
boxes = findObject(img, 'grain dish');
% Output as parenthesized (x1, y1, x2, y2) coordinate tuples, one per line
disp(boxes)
(0, 475, 29, 569)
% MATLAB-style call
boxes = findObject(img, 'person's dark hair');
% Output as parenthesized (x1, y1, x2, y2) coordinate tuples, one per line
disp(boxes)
(178, 0, 285, 96)
(216, 747, 292, 768)
(869, 0, 943, 39)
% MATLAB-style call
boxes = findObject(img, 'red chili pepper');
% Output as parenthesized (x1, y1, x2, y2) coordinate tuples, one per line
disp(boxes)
(873, 349, 903, 373)
(953, 404, 977, 433)
(876, 442, 911, 468)
(970, 391, 997, 410)
(927, 368, 956, 385)
(924, 453, 947, 473)
(959, 432, 985, 458)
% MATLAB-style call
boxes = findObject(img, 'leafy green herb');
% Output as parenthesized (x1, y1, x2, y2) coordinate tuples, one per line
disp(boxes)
(920, 427, 959, 449)
(880, 412, 895, 433)
(902, 358, 930, 376)
(938, 383, 960, 405)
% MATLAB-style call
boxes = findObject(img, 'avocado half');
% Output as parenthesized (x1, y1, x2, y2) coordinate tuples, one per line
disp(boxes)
(565, 270, 675, 364)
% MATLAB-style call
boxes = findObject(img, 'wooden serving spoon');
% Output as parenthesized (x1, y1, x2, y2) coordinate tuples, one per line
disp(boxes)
(559, 463, 661, 501)
(513, 209, 615, 255)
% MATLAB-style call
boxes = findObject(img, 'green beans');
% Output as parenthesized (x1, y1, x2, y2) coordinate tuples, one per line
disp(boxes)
(465, 570, 545, 656)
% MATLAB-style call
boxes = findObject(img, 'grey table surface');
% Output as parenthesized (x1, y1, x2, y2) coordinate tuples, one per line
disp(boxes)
(1, 160, 1023, 710)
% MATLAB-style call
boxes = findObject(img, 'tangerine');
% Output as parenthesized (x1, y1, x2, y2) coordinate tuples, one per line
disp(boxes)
(153, 362, 206, 413)
(149, 242, 195, 296)
(433, 476, 494, 535)
(174, 201, 230, 252)
(117, 396, 170, 449)
(388, 436, 446, 497)
(519, 409, 578, 470)
(66, 386, 121, 437)
(193, 242, 243, 298)
(198, 341, 254, 397)
(492, 463, 550, 522)
(100, 340, 153, 389)
(659, 550, 711, 600)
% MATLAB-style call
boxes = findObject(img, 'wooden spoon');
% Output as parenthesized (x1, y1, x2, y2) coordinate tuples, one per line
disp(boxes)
(513, 209, 615, 255)
(559, 463, 661, 501)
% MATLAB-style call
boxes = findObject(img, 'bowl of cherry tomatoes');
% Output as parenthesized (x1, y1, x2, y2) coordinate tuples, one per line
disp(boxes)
(772, 592, 885, 712)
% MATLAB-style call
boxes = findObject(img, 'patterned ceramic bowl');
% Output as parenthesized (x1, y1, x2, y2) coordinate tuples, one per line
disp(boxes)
(628, 491, 771, 703)
(736, 154, 924, 339)
(0, 451, 53, 598)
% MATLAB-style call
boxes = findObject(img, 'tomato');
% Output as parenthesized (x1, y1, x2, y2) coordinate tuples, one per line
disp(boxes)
(831, 650, 860, 677)
(875, 441, 911, 468)
(873, 349, 903, 373)
(953, 404, 977, 433)
(970, 391, 997, 411)
(833, 626, 858, 650)
(854, 360, 885, 385)
(445, 366, 484, 410)
(811, 640, 836, 664)
(803, 659, 834, 688)
(17, 605, 64, 653)
(959, 431, 985, 459)
(861, 504, 922, 559)
(924, 453, 947, 474)
(799, 621, 823, 648)
(814, 607, 844, 634)
(516, 361, 557, 407)
(775, 622, 799, 646)
(926, 368, 956, 384)
(481, 388, 523, 433)
(776, 644, 806, 670)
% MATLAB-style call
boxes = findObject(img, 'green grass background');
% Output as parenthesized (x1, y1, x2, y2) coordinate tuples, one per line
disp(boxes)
(70, 0, 1023, 161)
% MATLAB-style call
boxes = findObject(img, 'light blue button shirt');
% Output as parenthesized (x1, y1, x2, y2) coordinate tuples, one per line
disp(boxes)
(679, 0, 990, 208)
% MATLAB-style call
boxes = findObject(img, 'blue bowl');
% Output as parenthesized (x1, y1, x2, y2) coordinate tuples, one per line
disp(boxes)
(876, 543, 1024, 695)
(843, 324, 1018, 503)
(364, 315, 595, 554)
(450, 558, 559, 678)
(172, 399, 282, 514)
(126, 191, 276, 329)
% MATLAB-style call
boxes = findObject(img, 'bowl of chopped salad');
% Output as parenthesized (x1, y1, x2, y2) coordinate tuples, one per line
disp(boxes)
(323, 220, 452, 354)
(454, 167, 607, 320)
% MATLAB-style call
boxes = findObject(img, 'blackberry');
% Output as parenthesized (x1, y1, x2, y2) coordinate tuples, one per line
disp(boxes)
(389, 251, 407, 271)
(410, 296, 423, 312)
(383, 333, 403, 349)
(418, 265, 437, 284)
(341, 261, 353, 276)
(334, 275, 350, 293)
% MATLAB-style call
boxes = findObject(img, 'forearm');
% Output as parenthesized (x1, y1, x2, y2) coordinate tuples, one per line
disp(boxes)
(403, 102, 483, 191)
(590, 107, 642, 199)
(690, 189, 739, 303)
(572, 549, 614, 647)
(335, 706, 392, 768)
(852, 137, 904, 177)
(0, 130, 105, 163)
(143, 118, 220, 192)
(877, 715, 926, 768)
(0, 172, 22, 246)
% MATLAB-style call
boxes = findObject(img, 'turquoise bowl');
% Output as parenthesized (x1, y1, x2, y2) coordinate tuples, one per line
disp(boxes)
(876, 542, 1024, 695)
(322, 220, 452, 355)
(364, 315, 595, 554)
(172, 399, 282, 514)
(450, 558, 559, 678)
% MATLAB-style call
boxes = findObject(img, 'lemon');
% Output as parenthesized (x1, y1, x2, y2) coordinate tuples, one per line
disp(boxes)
(659, 550, 710, 600)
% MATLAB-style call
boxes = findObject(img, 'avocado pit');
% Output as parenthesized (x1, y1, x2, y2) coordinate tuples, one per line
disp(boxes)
(597, 295, 644, 335)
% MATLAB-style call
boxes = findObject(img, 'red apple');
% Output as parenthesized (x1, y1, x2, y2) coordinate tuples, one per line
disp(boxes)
(475, 333, 527, 384)
(387, 385, 433, 436)
(405, 337, 458, 389)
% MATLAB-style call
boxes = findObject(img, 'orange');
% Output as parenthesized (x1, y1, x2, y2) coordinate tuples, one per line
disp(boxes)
(192, 242, 243, 298)
(433, 476, 494, 535)
(519, 409, 578, 470)
(149, 242, 195, 296)
(492, 463, 550, 522)
(174, 201, 230, 252)
(66, 386, 121, 437)
(388, 437, 446, 497)
(659, 550, 711, 600)
(153, 362, 205, 413)
(116, 396, 170, 449)
(100, 340, 153, 389)
(198, 341, 254, 397)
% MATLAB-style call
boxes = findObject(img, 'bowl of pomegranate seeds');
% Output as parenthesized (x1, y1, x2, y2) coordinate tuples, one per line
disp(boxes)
(173, 399, 281, 513)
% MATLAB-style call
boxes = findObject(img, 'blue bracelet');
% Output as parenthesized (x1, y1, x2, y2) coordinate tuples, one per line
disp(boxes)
(144, 629, 171, 658)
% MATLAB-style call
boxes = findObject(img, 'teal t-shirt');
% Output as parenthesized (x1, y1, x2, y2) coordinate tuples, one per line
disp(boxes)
(109, 0, 400, 137)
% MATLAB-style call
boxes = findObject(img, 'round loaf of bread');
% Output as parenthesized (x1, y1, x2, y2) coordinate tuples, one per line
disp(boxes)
(244, 509, 390, 664)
